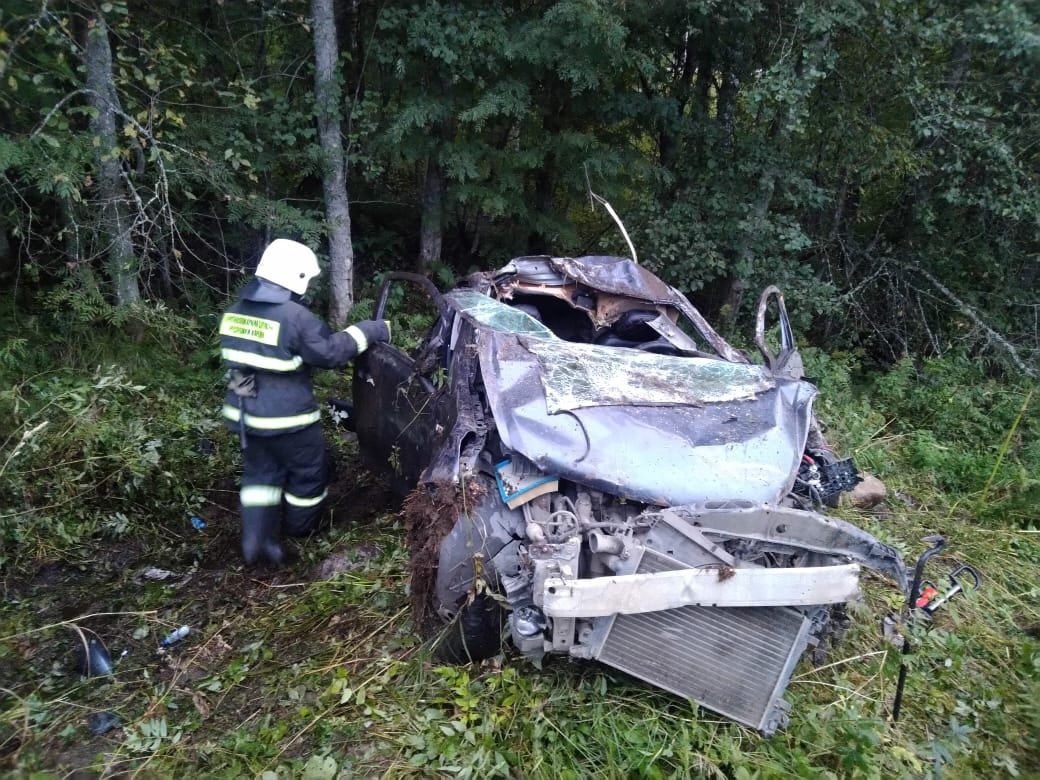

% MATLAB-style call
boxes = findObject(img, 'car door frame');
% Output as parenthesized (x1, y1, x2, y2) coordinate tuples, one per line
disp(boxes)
(353, 273, 454, 493)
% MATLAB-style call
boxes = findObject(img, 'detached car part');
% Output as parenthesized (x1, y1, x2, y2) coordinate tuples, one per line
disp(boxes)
(353, 255, 907, 736)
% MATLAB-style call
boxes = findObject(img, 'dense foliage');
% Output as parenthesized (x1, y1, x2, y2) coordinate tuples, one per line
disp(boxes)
(1, 0, 1037, 369)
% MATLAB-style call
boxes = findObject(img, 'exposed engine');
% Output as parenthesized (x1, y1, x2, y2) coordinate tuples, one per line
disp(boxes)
(429, 454, 905, 736)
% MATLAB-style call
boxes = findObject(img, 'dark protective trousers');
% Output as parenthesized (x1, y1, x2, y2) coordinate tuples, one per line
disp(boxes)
(240, 423, 330, 563)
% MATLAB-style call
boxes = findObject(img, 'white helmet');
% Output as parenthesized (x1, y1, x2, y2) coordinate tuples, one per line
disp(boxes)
(255, 239, 321, 295)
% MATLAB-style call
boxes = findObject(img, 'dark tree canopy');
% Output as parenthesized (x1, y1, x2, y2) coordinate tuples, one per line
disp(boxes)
(0, 0, 1036, 371)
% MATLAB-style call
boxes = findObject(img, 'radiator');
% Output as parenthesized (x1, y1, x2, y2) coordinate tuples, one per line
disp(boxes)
(592, 548, 812, 735)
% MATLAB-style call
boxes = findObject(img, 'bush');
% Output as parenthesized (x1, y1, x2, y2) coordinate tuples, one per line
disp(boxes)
(804, 350, 1038, 522)
(0, 292, 236, 569)
(0, 363, 233, 567)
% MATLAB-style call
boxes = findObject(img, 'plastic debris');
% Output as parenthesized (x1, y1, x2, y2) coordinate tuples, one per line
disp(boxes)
(131, 567, 192, 588)
(71, 626, 113, 677)
(160, 625, 190, 647)
(135, 567, 179, 582)
(190, 516, 206, 530)
(326, 398, 354, 430)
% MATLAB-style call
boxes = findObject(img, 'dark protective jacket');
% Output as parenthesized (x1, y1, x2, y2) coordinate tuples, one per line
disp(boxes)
(219, 278, 366, 437)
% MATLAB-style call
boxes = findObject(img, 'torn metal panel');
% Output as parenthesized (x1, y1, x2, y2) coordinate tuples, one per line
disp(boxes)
(469, 336, 815, 507)
(418, 316, 489, 485)
(642, 312, 701, 353)
(432, 484, 525, 615)
(541, 563, 861, 617)
(755, 285, 805, 381)
(550, 256, 750, 364)
(655, 503, 909, 594)
(551, 255, 676, 301)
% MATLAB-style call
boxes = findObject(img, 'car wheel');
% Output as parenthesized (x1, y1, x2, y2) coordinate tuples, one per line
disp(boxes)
(431, 594, 505, 663)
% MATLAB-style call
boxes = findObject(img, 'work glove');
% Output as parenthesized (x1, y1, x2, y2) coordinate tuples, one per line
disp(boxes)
(346, 319, 392, 352)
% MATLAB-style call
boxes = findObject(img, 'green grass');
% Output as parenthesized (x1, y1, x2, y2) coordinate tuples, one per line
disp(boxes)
(2, 496, 1037, 778)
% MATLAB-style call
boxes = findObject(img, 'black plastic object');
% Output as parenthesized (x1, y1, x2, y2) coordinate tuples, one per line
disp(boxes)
(795, 451, 861, 507)
(433, 594, 505, 663)
(816, 457, 860, 500)
(88, 711, 122, 736)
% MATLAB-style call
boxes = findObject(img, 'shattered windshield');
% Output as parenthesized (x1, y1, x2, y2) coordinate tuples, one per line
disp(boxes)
(527, 341, 774, 412)
(450, 289, 775, 411)
(449, 290, 556, 338)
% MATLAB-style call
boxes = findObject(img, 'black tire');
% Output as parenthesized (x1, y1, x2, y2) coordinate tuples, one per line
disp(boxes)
(432, 594, 505, 663)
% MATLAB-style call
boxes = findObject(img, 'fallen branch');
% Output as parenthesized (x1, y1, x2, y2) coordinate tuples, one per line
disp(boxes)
(906, 260, 1037, 378)
(0, 611, 158, 643)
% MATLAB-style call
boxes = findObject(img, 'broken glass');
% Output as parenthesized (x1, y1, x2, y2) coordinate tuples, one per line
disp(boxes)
(450, 289, 774, 412)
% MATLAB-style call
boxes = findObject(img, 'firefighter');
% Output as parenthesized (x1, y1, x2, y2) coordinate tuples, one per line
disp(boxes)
(219, 238, 390, 565)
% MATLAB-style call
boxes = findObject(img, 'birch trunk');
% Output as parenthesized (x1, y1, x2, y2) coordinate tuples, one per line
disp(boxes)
(311, 0, 354, 328)
(84, 12, 140, 307)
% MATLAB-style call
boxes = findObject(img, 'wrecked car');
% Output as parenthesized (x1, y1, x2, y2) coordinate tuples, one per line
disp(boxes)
(351, 255, 907, 736)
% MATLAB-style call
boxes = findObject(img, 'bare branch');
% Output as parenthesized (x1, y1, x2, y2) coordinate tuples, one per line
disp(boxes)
(30, 89, 89, 138)
(906, 260, 1037, 377)
(0, 1, 52, 79)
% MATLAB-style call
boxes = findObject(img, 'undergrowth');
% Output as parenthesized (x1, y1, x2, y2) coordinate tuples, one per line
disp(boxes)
(804, 349, 1039, 526)
(0, 302, 232, 569)
(2, 508, 1036, 778)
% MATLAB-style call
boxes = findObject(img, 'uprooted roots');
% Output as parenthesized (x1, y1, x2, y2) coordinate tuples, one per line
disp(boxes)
(402, 479, 487, 629)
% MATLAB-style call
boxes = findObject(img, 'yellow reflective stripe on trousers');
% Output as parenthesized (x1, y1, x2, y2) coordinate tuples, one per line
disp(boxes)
(241, 484, 283, 507)
(222, 404, 321, 430)
(221, 347, 303, 372)
(285, 489, 328, 508)
(344, 324, 368, 353)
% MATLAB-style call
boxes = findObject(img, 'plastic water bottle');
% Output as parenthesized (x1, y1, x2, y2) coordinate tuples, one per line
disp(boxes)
(160, 626, 190, 647)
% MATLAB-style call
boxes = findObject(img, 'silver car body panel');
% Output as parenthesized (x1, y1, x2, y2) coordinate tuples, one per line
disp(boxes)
(449, 290, 817, 506)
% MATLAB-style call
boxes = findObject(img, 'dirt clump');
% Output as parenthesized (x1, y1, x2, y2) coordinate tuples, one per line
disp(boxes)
(402, 479, 485, 627)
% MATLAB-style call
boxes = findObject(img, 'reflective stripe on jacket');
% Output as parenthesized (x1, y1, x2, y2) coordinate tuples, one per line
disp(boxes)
(220, 278, 367, 437)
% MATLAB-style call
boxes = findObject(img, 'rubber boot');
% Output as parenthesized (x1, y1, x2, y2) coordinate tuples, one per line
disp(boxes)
(241, 508, 285, 566)
(260, 521, 285, 565)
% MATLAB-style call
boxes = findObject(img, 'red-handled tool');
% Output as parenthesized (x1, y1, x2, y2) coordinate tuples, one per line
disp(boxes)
(915, 564, 981, 615)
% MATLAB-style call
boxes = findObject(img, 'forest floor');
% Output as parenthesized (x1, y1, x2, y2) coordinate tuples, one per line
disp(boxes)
(0, 442, 425, 777)
(1, 443, 1039, 778)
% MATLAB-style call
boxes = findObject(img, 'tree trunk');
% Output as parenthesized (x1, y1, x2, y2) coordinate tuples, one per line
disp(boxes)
(720, 166, 775, 331)
(311, 0, 354, 328)
(716, 69, 740, 158)
(84, 12, 140, 307)
(719, 34, 829, 333)
(526, 166, 553, 255)
(417, 158, 444, 272)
